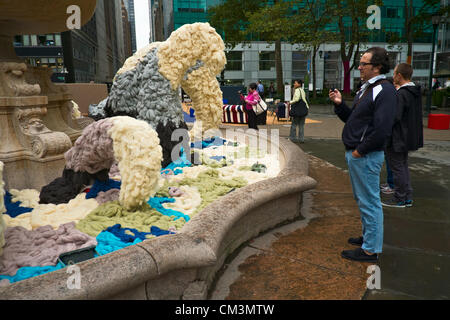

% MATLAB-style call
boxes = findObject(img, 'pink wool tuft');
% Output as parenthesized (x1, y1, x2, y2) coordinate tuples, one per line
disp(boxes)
(65, 119, 116, 174)
(95, 189, 120, 204)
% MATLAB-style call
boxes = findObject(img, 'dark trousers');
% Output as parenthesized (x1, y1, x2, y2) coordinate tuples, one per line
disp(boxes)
(386, 147, 413, 202)
(247, 108, 258, 130)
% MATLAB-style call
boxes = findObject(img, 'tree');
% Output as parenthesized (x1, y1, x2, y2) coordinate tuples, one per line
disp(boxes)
(244, 0, 293, 95)
(328, 0, 383, 94)
(208, 0, 260, 49)
(290, 0, 334, 99)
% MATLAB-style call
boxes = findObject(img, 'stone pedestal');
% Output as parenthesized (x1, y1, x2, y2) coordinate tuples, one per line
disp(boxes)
(0, 96, 73, 190)
(0, 0, 97, 191)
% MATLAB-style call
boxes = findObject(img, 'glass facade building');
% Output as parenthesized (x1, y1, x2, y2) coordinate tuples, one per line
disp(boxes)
(163, 0, 439, 91)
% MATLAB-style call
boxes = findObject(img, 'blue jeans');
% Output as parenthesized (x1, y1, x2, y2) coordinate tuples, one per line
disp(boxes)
(345, 150, 384, 254)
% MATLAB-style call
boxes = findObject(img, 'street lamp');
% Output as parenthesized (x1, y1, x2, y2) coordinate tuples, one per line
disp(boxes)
(426, 14, 442, 115)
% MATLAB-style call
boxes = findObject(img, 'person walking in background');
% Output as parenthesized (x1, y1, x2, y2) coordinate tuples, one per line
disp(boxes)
(269, 82, 276, 98)
(329, 47, 397, 262)
(288, 79, 309, 143)
(382, 63, 423, 208)
(239, 83, 260, 130)
(257, 80, 265, 99)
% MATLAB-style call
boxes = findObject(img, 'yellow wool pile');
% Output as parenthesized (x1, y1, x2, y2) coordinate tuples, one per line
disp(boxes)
(0, 162, 6, 256)
(162, 185, 202, 217)
(71, 100, 82, 119)
(3, 194, 98, 230)
(9, 189, 40, 208)
(108, 116, 163, 210)
(157, 22, 226, 134)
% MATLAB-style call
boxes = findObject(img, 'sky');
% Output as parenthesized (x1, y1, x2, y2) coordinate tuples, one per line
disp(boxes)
(134, 1, 150, 50)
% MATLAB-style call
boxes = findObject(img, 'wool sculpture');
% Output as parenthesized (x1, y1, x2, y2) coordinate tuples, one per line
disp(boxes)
(39, 116, 162, 211)
(90, 22, 226, 167)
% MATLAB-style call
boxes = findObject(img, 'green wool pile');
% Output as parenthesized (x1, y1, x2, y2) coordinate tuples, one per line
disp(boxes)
(157, 169, 247, 216)
(76, 201, 186, 237)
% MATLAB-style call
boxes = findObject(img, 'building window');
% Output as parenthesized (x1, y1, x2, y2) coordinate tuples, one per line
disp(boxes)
(324, 51, 341, 90)
(259, 51, 275, 71)
(31, 35, 38, 46)
(23, 35, 30, 46)
(412, 52, 431, 70)
(386, 8, 398, 19)
(14, 35, 22, 46)
(388, 52, 399, 70)
(225, 51, 242, 71)
(292, 51, 308, 80)
(55, 34, 62, 46)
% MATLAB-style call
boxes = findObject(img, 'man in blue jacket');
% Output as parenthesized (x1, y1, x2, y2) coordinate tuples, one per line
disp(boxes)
(329, 47, 397, 262)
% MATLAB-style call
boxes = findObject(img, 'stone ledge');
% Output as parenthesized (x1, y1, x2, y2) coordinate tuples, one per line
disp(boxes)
(0, 135, 316, 300)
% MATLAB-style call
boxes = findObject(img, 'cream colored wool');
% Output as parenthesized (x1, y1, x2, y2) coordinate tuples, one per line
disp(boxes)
(157, 22, 226, 134)
(0, 162, 6, 256)
(163, 185, 202, 217)
(108, 116, 163, 210)
(3, 194, 98, 230)
(9, 189, 40, 208)
(71, 100, 82, 119)
(181, 66, 224, 136)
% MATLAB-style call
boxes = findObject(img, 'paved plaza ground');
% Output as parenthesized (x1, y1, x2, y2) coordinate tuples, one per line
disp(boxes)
(211, 106, 450, 300)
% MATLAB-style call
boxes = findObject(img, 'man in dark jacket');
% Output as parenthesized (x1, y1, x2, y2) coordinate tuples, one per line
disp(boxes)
(329, 47, 397, 262)
(382, 63, 423, 208)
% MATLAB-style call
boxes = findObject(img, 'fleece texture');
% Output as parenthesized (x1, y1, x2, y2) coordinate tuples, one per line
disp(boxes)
(157, 23, 226, 135)
(65, 119, 115, 174)
(39, 168, 108, 205)
(3, 193, 98, 230)
(0, 162, 5, 256)
(108, 116, 162, 210)
(0, 222, 96, 276)
(76, 201, 185, 237)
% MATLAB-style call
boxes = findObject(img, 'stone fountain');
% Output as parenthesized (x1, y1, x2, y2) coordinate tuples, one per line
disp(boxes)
(0, 0, 96, 190)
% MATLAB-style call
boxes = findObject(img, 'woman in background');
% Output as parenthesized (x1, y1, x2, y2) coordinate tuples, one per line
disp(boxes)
(240, 82, 260, 130)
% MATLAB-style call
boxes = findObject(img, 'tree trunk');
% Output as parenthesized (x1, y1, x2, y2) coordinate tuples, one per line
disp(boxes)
(312, 47, 317, 99)
(275, 38, 283, 95)
(343, 60, 351, 94)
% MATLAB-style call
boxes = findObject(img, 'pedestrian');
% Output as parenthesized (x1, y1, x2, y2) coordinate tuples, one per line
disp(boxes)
(257, 80, 265, 99)
(328, 47, 397, 262)
(288, 79, 309, 143)
(269, 82, 276, 98)
(239, 83, 260, 130)
(382, 63, 423, 208)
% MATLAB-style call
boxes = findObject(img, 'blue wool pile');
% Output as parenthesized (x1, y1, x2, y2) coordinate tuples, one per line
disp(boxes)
(3, 191, 33, 218)
(105, 224, 175, 243)
(151, 225, 175, 237)
(85, 179, 122, 199)
(163, 147, 191, 174)
(95, 231, 142, 256)
(147, 197, 190, 222)
(210, 156, 226, 162)
(105, 224, 153, 242)
(191, 136, 226, 149)
(0, 262, 64, 284)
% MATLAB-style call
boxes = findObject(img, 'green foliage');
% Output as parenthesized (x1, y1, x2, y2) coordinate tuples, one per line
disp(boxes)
(208, 0, 260, 48)
(432, 88, 450, 107)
